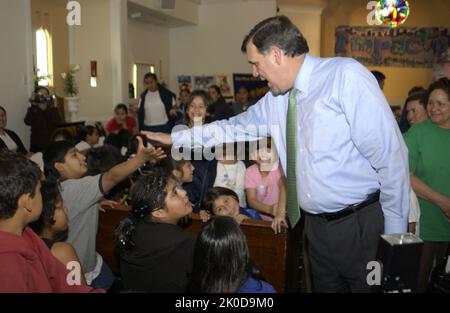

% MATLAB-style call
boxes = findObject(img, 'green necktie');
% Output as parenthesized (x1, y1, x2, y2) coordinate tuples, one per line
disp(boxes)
(286, 88, 301, 227)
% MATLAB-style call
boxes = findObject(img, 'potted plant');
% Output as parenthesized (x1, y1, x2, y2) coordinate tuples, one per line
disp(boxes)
(62, 65, 80, 121)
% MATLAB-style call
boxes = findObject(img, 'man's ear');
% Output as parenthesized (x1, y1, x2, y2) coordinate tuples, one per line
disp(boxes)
(270, 46, 283, 66)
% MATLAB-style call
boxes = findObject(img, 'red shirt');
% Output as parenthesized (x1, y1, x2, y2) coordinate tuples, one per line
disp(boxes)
(106, 116, 136, 133)
(0, 227, 102, 293)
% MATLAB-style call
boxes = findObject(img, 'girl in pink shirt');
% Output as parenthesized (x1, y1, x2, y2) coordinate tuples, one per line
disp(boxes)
(245, 138, 287, 234)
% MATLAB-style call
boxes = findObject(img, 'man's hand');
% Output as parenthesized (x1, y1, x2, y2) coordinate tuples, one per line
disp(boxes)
(135, 136, 166, 164)
(141, 131, 173, 146)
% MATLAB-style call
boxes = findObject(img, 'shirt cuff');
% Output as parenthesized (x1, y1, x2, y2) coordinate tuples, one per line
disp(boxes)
(384, 216, 408, 234)
(98, 174, 107, 196)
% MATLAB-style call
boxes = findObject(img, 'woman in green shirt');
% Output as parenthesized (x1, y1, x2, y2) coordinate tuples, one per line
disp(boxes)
(404, 77, 450, 292)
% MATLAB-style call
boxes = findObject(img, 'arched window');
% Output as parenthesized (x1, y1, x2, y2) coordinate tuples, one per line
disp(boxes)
(35, 27, 53, 87)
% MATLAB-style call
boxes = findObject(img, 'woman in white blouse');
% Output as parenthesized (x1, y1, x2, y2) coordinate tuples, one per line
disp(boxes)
(0, 106, 28, 155)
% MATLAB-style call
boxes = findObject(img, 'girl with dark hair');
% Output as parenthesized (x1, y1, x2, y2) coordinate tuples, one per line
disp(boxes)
(106, 103, 137, 136)
(182, 90, 212, 127)
(154, 155, 195, 186)
(189, 216, 275, 293)
(113, 172, 195, 292)
(174, 90, 213, 212)
(75, 125, 100, 152)
(153, 154, 198, 211)
(29, 180, 87, 285)
(202, 186, 262, 224)
(245, 138, 287, 233)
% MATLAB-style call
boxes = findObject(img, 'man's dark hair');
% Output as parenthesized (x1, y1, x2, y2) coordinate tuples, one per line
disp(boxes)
(143, 73, 158, 83)
(241, 15, 309, 57)
(0, 151, 41, 219)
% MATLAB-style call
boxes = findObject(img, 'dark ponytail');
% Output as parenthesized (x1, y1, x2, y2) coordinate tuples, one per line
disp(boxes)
(113, 217, 138, 252)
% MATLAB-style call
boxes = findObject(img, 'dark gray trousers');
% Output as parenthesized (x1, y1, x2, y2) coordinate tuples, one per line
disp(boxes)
(304, 201, 384, 293)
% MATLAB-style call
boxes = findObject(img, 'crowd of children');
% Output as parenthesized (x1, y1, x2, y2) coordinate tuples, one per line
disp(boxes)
(0, 85, 282, 293)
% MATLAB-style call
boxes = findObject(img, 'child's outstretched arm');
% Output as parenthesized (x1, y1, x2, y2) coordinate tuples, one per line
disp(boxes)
(101, 136, 166, 194)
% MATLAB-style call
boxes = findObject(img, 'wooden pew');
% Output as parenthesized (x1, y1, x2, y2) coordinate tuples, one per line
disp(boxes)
(96, 205, 129, 274)
(96, 208, 302, 292)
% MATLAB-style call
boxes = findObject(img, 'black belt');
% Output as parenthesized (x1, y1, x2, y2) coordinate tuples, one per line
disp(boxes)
(307, 191, 380, 221)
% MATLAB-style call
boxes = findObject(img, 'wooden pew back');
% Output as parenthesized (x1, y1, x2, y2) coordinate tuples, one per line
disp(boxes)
(96, 209, 300, 292)
(184, 214, 299, 293)
(96, 206, 129, 274)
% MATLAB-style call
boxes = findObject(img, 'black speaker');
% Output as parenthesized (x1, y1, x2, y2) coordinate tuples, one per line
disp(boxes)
(375, 233, 423, 293)
(160, 0, 176, 10)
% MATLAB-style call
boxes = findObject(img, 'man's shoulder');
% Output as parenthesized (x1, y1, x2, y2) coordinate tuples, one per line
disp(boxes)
(314, 55, 363, 72)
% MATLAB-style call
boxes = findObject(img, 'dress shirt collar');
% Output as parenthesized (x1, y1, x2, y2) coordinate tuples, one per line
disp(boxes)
(293, 53, 315, 96)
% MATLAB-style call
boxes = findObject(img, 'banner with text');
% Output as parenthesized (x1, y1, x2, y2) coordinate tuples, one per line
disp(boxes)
(335, 26, 450, 67)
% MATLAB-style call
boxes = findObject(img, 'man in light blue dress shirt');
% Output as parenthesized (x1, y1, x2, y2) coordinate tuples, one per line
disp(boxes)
(144, 16, 410, 292)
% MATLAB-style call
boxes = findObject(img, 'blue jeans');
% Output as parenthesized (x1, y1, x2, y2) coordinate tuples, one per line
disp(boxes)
(90, 260, 115, 290)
